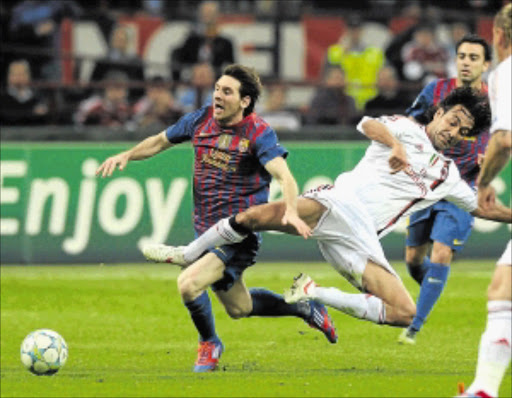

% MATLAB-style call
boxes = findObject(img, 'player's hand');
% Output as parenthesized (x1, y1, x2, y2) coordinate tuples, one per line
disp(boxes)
(389, 143, 408, 174)
(477, 184, 496, 211)
(281, 209, 312, 239)
(96, 152, 130, 178)
(477, 153, 485, 166)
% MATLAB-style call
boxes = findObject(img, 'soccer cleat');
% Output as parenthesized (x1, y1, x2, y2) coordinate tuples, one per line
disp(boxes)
(194, 339, 224, 372)
(284, 273, 317, 304)
(398, 327, 418, 345)
(141, 243, 188, 267)
(306, 300, 338, 344)
(454, 383, 493, 398)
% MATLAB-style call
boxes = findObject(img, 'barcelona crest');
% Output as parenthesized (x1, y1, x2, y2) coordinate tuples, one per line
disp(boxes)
(238, 138, 250, 153)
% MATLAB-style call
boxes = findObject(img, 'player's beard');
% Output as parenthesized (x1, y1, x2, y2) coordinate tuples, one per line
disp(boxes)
(216, 104, 244, 126)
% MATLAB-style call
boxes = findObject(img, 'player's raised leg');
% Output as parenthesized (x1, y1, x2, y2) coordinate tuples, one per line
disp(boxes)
(215, 277, 338, 344)
(285, 261, 416, 327)
(142, 199, 321, 266)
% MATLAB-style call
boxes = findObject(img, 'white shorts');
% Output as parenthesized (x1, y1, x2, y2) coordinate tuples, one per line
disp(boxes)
(303, 185, 400, 291)
(497, 240, 512, 267)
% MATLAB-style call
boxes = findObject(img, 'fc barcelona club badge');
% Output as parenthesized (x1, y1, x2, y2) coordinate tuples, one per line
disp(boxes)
(238, 138, 250, 153)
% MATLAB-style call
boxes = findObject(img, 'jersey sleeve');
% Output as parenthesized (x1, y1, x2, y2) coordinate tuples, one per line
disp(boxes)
(165, 106, 209, 144)
(254, 127, 288, 165)
(444, 180, 477, 212)
(356, 115, 411, 141)
(406, 81, 436, 120)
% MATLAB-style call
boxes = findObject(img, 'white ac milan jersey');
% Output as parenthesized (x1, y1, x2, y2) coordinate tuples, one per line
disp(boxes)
(488, 55, 511, 134)
(335, 115, 477, 237)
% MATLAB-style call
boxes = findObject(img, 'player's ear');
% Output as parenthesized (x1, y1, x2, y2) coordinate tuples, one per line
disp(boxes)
(241, 95, 251, 110)
(433, 107, 444, 120)
(483, 60, 490, 73)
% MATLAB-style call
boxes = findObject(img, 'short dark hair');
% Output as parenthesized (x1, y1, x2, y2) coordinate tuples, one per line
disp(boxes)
(222, 64, 262, 117)
(430, 86, 491, 136)
(455, 34, 492, 62)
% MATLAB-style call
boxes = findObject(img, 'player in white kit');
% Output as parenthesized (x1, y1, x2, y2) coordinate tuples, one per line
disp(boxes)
(458, 4, 512, 398)
(144, 86, 511, 332)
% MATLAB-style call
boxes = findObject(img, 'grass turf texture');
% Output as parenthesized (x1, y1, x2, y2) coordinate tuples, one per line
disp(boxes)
(1, 261, 511, 398)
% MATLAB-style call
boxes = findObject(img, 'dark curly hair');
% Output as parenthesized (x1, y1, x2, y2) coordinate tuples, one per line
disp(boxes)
(422, 86, 490, 136)
(222, 64, 262, 117)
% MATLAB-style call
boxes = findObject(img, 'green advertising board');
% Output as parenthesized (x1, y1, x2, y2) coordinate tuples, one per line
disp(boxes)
(1, 142, 510, 264)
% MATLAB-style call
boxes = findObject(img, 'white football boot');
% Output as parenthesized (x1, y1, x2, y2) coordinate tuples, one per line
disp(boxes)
(141, 243, 188, 267)
(284, 273, 317, 304)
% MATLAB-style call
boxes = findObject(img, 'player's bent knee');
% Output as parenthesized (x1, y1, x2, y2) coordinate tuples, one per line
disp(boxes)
(177, 276, 202, 301)
(405, 249, 423, 266)
(487, 267, 512, 301)
(225, 303, 252, 319)
(391, 300, 416, 326)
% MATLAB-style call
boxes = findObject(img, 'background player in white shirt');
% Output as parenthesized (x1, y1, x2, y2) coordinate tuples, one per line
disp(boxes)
(460, 4, 512, 398)
(145, 86, 511, 331)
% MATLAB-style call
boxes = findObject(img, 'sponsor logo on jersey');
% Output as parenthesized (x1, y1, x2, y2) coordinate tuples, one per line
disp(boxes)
(453, 239, 464, 246)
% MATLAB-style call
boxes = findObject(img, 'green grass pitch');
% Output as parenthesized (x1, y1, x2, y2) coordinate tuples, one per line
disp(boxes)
(1, 261, 511, 398)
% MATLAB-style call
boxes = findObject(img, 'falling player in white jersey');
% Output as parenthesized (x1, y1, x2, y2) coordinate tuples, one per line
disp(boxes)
(458, 4, 512, 398)
(144, 86, 511, 331)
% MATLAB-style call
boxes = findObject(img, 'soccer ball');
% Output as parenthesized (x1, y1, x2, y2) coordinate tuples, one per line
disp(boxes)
(20, 329, 68, 375)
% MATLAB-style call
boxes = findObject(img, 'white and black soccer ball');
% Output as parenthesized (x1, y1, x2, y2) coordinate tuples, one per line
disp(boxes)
(20, 329, 68, 375)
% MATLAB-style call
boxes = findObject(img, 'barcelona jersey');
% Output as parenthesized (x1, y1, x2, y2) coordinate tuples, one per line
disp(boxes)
(165, 106, 288, 235)
(406, 78, 489, 187)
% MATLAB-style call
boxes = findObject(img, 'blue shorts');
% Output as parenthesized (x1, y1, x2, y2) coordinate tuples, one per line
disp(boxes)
(207, 232, 261, 292)
(405, 200, 474, 252)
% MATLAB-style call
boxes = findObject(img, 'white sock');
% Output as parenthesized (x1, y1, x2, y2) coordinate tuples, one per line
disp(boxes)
(468, 300, 512, 398)
(313, 287, 386, 324)
(183, 218, 247, 263)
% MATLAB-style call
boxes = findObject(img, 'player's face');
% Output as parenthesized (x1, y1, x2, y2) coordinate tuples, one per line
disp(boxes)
(456, 42, 489, 86)
(213, 75, 250, 126)
(429, 105, 475, 150)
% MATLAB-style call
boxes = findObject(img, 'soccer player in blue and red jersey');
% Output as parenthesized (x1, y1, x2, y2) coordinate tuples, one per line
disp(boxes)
(96, 64, 337, 372)
(398, 34, 492, 344)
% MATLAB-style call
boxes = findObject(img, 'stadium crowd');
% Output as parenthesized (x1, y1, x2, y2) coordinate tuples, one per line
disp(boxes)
(0, 0, 505, 133)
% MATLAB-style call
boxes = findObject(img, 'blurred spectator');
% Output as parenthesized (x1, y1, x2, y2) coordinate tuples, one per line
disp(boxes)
(132, 76, 183, 129)
(170, 1, 235, 82)
(444, 22, 471, 78)
(258, 84, 301, 131)
(325, 15, 384, 110)
(364, 65, 412, 117)
(74, 71, 132, 128)
(9, 0, 82, 81)
(90, 24, 144, 98)
(400, 23, 449, 84)
(304, 66, 359, 126)
(176, 63, 215, 113)
(388, 2, 422, 34)
(0, 60, 49, 125)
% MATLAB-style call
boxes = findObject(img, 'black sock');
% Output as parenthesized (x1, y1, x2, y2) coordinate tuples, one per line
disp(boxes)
(228, 215, 252, 235)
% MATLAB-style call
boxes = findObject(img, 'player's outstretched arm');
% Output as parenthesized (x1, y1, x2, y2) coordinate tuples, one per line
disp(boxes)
(471, 188, 512, 223)
(96, 131, 173, 178)
(264, 157, 312, 239)
(477, 130, 512, 209)
(360, 119, 408, 174)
